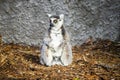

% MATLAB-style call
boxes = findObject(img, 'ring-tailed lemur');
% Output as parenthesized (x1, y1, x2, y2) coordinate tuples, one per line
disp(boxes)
(40, 14, 72, 66)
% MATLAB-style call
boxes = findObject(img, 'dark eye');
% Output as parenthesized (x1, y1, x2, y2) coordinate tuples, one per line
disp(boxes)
(53, 20, 57, 23)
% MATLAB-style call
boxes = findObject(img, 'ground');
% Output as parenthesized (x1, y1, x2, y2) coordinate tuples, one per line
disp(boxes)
(0, 37, 120, 80)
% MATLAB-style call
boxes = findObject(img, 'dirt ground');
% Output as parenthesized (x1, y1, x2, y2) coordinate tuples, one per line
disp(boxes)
(0, 36, 120, 80)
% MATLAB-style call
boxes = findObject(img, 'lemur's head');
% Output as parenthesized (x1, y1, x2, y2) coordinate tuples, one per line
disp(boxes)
(47, 14, 64, 29)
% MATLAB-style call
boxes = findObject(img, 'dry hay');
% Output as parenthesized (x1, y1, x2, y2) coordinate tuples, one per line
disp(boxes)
(0, 37, 120, 80)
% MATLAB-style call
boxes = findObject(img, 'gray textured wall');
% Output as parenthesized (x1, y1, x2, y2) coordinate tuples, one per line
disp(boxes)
(0, 0, 120, 46)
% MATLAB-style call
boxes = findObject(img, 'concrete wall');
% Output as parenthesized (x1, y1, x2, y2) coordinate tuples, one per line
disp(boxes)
(0, 0, 120, 46)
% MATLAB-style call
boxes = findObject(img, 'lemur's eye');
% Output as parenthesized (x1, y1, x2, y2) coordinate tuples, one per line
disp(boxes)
(53, 20, 57, 23)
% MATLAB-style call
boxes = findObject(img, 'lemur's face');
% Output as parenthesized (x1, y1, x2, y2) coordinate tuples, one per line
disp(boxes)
(48, 14, 64, 29)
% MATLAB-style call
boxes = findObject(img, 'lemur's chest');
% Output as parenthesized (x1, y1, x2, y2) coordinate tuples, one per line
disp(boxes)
(50, 30, 63, 47)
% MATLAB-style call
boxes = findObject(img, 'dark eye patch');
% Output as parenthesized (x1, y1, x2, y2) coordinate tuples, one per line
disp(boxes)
(53, 19, 58, 23)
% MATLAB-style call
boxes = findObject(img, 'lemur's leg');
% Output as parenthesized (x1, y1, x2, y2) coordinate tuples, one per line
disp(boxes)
(61, 42, 72, 66)
(40, 44, 53, 66)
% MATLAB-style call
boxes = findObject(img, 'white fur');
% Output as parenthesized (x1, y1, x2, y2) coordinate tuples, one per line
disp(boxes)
(59, 14, 64, 19)
(47, 14, 52, 17)
(50, 30, 63, 51)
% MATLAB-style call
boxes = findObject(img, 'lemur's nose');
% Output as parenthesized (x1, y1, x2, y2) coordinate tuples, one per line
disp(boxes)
(50, 23, 54, 27)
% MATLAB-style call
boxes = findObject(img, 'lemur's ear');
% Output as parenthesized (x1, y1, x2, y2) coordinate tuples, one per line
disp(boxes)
(47, 14, 52, 18)
(59, 14, 64, 19)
